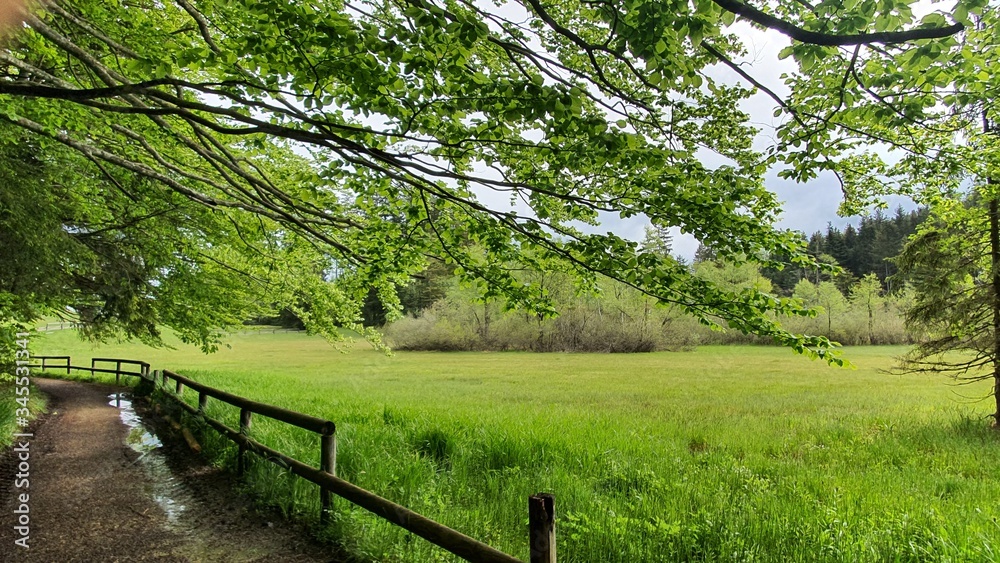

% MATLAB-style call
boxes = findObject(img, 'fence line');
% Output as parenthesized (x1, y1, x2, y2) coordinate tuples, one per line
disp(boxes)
(39, 322, 79, 331)
(31, 355, 555, 563)
(34, 355, 150, 384)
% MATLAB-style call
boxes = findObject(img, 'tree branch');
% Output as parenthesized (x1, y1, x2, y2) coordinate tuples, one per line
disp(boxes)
(711, 0, 963, 45)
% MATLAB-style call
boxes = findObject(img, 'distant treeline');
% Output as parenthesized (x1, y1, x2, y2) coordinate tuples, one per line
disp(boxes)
(256, 208, 930, 351)
(382, 271, 917, 352)
(762, 206, 929, 295)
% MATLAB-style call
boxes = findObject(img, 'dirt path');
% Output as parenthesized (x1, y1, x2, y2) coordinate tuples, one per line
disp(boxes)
(0, 378, 343, 562)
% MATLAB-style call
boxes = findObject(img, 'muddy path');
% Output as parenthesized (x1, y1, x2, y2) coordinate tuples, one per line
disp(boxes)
(0, 378, 344, 562)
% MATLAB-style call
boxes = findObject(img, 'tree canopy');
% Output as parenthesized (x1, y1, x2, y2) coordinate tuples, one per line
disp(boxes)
(0, 119, 368, 353)
(0, 0, 969, 363)
(759, 207, 929, 294)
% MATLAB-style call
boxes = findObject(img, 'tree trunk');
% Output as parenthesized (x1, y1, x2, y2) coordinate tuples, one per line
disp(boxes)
(989, 193, 1000, 425)
(483, 302, 490, 344)
(868, 302, 874, 345)
(983, 110, 998, 426)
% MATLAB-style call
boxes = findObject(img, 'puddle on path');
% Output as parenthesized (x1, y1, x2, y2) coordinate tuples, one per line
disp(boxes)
(105, 393, 308, 562)
(108, 393, 189, 528)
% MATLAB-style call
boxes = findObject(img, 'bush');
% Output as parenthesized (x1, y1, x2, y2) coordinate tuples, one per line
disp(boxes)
(383, 270, 918, 352)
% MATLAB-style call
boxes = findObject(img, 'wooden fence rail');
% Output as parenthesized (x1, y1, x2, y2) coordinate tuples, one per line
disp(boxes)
(33, 355, 149, 384)
(31, 355, 555, 563)
(35, 355, 70, 374)
(93, 357, 150, 384)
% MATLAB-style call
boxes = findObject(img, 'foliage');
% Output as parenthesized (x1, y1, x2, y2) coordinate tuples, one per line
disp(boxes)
(386, 258, 916, 350)
(0, 121, 375, 356)
(894, 197, 997, 383)
(762, 208, 929, 295)
(0, 317, 28, 383)
(762, 0, 1000, 415)
(850, 274, 886, 345)
(0, 381, 45, 448)
(386, 273, 704, 352)
(36, 330, 1000, 562)
(694, 257, 773, 294)
(640, 225, 675, 258)
(5, 0, 967, 363)
(793, 280, 847, 335)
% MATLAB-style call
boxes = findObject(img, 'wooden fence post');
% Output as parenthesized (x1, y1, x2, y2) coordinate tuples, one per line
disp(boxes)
(528, 493, 556, 563)
(116, 360, 122, 385)
(198, 392, 208, 414)
(238, 408, 252, 476)
(65, 357, 70, 375)
(175, 379, 183, 396)
(320, 429, 337, 523)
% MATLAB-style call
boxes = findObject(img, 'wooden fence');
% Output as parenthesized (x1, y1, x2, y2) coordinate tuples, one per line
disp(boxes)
(34, 355, 150, 385)
(38, 322, 79, 331)
(32, 355, 557, 563)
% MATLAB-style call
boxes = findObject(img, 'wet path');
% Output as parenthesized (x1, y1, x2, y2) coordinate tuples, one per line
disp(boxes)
(0, 378, 340, 562)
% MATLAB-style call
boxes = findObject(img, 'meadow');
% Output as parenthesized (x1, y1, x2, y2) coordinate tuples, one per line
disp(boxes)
(33, 329, 1000, 562)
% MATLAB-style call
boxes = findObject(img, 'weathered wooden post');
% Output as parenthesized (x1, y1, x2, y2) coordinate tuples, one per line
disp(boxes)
(175, 379, 183, 396)
(198, 391, 208, 414)
(115, 360, 122, 385)
(320, 425, 337, 523)
(529, 493, 556, 563)
(238, 408, 252, 476)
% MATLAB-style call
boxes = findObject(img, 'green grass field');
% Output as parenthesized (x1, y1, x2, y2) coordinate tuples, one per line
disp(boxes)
(0, 384, 45, 449)
(33, 329, 1000, 562)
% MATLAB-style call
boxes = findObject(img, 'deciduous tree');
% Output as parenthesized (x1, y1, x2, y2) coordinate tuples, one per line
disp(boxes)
(0, 0, 966, 364)
(0, 120, 373, 360)
(850, 273, 884, 345)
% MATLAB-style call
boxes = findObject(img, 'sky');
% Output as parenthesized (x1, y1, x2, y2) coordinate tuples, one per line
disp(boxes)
(652, 23, 917, 261)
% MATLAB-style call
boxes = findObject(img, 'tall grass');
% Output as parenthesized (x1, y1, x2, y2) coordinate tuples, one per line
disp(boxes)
(0, 384, 47, 449)
(36, 330, 1000, 562)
